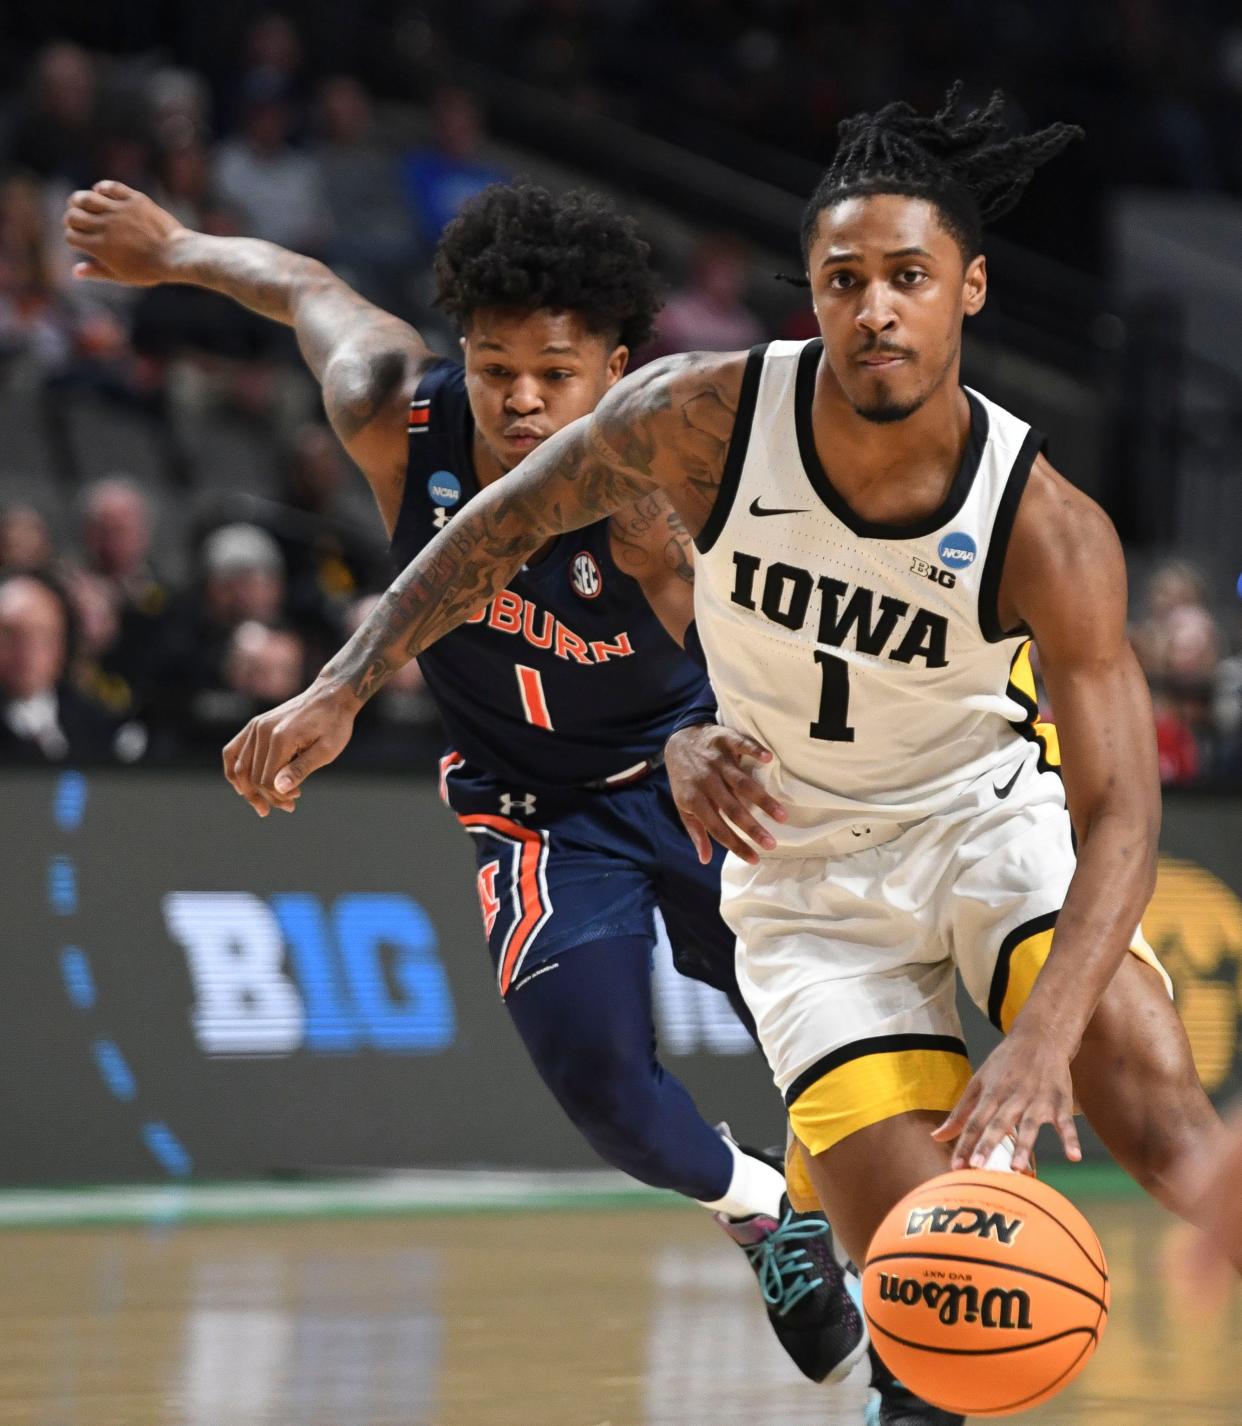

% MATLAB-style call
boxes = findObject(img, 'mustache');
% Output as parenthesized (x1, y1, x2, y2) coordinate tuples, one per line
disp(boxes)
(854, 340, 914, 360)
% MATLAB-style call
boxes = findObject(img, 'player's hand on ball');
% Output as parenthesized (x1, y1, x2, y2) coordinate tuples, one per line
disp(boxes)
(932, 1026, 1082, 1173)
(223, 678, 361, 817)
(665, 723, 785, 865)
(63, 180, 188, 285)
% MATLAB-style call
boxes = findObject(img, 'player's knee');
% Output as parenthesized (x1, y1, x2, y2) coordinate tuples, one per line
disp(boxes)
(540, 1044, 664, 1162)
(1082, 986, 1216, 1204)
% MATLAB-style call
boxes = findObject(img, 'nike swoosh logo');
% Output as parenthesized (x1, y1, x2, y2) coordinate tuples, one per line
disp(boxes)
(749, 498, 808, 517)
(993, 765, 1023, 799)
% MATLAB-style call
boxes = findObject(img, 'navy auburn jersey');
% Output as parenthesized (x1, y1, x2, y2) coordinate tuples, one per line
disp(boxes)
(390, 359, 707, 788)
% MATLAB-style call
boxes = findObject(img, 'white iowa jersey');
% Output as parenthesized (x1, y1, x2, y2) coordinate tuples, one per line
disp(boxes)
(693, 338, 1046, 853)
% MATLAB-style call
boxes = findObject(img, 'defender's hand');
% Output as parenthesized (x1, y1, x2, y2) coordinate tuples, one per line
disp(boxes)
(932, 1028, 1082, 1173)
(665, 723, 786, 865)
(63, 180, 188, 285)
(223, 679, 361, 817)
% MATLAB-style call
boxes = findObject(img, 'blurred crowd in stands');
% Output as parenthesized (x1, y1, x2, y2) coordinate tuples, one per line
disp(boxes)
(447, 0, 1242, 271)
(0, 10, 1240, 786)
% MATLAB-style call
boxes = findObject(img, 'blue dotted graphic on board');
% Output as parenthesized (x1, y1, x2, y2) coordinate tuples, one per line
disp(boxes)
(50, 771, 193, 1178)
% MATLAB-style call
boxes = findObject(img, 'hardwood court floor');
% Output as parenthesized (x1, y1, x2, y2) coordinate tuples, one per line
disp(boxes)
(1, 1197, 1238, 1426)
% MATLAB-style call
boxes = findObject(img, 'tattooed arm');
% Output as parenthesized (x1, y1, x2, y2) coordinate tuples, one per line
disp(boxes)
(63, 181, 431, 533)
(608, 492, 697, 646)
(220, 349, 746, 813)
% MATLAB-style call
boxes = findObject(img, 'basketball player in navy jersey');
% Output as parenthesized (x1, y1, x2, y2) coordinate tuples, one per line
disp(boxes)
(202, 89, 1232, 1426)
(63, 178, 870, 1391)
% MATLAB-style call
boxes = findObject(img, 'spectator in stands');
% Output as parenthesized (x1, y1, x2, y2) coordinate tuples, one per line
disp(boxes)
(78, 477, 170, 702)
(1153, 691, 1201, 786)
(147, 67, 212, 157)
(2, 42, 99, 188)
(0, 174, 74, 376)
(1133, 560, 1221, 683)
(149, 521, 289, 758)
(1133, 559, 1221, 781)
(213, 80, 328, 253)
(401, 87, 507, 245)
(152, 138, 215, 232)
(652, 233, 763, 356)
(0, 171, 134, 406)
(181, 619, 306, 761)
(314, 75, 418, 308)
(226, 12, 309, 134)
(197, 521, 286, 630)
(0, 505, 55, 574)
(64, 567, 133, 718)
(0, 571, 131, 763)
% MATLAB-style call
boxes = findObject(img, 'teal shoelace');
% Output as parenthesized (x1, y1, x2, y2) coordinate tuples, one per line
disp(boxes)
(744, 1210, 828, 1316)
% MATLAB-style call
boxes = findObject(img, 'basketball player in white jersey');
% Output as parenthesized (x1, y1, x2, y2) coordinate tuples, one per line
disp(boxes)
(217, 87, 1229, 1416)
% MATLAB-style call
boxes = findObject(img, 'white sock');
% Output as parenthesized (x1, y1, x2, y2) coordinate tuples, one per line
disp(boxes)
(698, 1136, 786, 1220)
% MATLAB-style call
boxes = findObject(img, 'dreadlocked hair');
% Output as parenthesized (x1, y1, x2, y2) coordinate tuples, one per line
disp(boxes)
(434, 182, 662, 350)
(800, 83, 1083, 261)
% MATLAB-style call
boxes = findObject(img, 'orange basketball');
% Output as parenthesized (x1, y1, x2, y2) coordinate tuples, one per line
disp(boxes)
(862, 1170, 1109, 1418)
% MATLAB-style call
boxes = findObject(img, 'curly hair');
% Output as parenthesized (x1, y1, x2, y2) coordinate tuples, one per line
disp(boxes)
(433, 182, 662, 350)
(801, 83, 1083, 261)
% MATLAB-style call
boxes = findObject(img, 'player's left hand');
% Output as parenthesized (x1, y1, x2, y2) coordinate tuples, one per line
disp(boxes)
(665, 722, 786, 865)
(931, 1027, 1082, 1173)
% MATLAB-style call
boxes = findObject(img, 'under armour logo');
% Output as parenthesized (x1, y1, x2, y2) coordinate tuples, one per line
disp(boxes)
(500, 792, 537, 817)
(433, 507, 453, 530)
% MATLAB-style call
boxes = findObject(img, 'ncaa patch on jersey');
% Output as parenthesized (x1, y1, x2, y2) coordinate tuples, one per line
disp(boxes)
(938, 532, 977, 569)
(570, 551, 602, 599)
(428, 471, 462, 507)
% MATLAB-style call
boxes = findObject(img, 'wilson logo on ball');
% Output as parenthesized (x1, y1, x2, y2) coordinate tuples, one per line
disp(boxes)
(904, 1204, 1025, 1245)
(876, 1275, 1034, 1331)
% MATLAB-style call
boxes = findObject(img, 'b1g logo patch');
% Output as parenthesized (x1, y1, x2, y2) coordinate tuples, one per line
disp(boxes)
(938, 532, 977, 570)
(570, 551, 602, 599)
(428, 471, 462, 507)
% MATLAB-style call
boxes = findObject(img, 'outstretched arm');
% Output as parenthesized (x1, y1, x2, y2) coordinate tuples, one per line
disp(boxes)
(934, 455, 1160, 1171)
(221, 350, 745, 812)
(63, 180, 430, 532)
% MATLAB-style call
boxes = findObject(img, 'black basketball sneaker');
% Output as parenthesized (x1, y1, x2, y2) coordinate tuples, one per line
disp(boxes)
(717, 1192, 869, 1383)
(866, 1345, 965, 1426)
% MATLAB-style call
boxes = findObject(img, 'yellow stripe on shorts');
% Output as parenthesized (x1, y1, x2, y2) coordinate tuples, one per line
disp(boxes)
(784, 1141, 820, 1213)
(784, 1035, 973, 1157)
(989, 911, 1174, 1032)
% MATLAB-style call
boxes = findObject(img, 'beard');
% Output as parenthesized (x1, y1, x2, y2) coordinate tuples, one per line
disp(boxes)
(847, 342, 957, 424)
(849, 390, 929, 424)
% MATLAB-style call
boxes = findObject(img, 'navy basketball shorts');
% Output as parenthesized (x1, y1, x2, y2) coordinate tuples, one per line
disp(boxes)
(437, 752, 738, 999)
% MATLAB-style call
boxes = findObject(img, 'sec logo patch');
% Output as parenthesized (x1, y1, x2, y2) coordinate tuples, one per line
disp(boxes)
(570, 551, 602, 599)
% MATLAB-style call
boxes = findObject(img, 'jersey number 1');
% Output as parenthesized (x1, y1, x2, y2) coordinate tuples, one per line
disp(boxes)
(516, 665, 554, 730)
(810, 650, 855, 742)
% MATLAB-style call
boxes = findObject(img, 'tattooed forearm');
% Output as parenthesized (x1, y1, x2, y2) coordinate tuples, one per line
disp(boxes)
(316, 352, 742, 703)
(318, 410, 662, 702)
